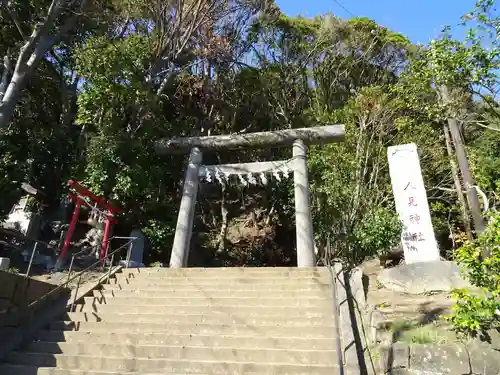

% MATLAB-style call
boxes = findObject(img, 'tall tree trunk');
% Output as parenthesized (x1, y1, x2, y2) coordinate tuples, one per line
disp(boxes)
(0, 70, 29, 127)
(0, 0, 85, 129)
(0, 55, 12, 101)
(443, 123, 473, 241)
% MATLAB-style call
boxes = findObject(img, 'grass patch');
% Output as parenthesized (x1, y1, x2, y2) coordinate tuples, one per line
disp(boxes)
(387, 319, 463, 345)
(400, 324, 454, 344)
(389, 318, 417, 333)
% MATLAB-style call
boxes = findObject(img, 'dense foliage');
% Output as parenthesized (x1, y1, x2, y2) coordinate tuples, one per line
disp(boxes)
(0, 0, 498, 278)
(445, 212, 500, 339)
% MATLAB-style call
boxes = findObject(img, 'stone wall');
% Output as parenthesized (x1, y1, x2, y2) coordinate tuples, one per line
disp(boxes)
(356, 262, 500, 375)
(0, 271, 70, 329)
(378, 341, 500, 375)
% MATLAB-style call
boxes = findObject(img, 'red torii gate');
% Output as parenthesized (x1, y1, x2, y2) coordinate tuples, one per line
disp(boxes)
(60, 180, 123, 263)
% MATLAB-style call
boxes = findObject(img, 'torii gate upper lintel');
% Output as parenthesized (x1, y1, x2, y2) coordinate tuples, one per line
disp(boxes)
(156, 125, 345, 268)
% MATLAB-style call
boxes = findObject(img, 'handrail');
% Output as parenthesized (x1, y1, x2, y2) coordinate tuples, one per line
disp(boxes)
(65, 243, 103, 283)
(27, 236, 137, 311)
(23, 234, 134, 278)
(324, 237, 345, 375)
(25, 238, 61, 277)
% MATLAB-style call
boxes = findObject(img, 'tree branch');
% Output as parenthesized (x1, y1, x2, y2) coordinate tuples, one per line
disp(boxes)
(1, 0, 27, 40)
(0, 55, 12, 101)
(19, 0, 65, 65)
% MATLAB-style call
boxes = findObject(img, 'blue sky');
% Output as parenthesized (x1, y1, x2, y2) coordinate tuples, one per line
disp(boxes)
(275, 0, 477, 44)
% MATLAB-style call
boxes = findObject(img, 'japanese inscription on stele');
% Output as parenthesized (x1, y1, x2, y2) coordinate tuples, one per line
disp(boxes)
(387, 143, 440, 264)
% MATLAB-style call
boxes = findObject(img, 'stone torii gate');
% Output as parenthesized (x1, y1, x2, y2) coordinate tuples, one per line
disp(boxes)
(155, 125, 345, 268)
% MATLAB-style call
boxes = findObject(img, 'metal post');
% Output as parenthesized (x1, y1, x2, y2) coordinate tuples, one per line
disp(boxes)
(67, 255, 75, 283)
(170, 148, 202, 268)
(25, 242, 38, 277)
(70, 273, 82, 312)
(293, 140, 315, 267)
(107, 254, 115, 282)
(125, 239, 134, 268)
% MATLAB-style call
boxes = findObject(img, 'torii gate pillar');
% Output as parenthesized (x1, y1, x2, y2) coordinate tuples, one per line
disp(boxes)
(293, 139, 315, 267)
(169, 148, 202, 268)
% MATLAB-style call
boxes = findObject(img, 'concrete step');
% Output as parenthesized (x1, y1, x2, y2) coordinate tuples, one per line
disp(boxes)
(6, 352, 339, 374)
(123, 267, 328, 274)
(50, 321, 337, 338)
(109, 278, 332, 288)
(102, 283, 331, 292)
(93, 289, 331, 299)
(122, 267, 330, 276)
(83, 296, 332, 307)
(65, 312, 334, 326)
(0, 366, 134, 375)
(35, 331, 338, 350)
(27, 342, 338, 365)
(76, 303, 332, 317)
(113, 274, 332, 284)
(125, 266, 328, 270)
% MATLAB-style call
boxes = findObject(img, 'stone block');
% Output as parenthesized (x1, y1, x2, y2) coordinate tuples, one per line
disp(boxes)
(468, 342, 500, 375)
(0, 271, 70, 331)
(379, 343, 409, 373)
(409, 344, 470, 374)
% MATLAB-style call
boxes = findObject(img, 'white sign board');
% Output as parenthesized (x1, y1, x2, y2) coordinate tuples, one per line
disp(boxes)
(387, 143, 440, 264)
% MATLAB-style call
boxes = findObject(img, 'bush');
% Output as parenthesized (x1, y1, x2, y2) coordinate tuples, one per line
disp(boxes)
(445, 213, 500, 340)
(354, 207, 402, 258)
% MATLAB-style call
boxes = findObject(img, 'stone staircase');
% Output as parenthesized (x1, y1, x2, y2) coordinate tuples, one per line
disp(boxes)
(0, 267, 342, 375)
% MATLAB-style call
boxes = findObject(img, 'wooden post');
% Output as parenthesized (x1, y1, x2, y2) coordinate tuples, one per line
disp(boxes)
(293, 140, 315, 267)
(443, 123, 473, 241)
(170, 148, 202, 268)
(438, 86, 485, 237)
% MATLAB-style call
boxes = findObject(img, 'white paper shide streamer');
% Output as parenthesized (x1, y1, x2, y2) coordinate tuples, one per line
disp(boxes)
(200, 161, 293, 186)
(215, 168, 226, 185)
(238, 174, 247, 187)
(260, 173, 268, 185)
(205, 168, 213, 183)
